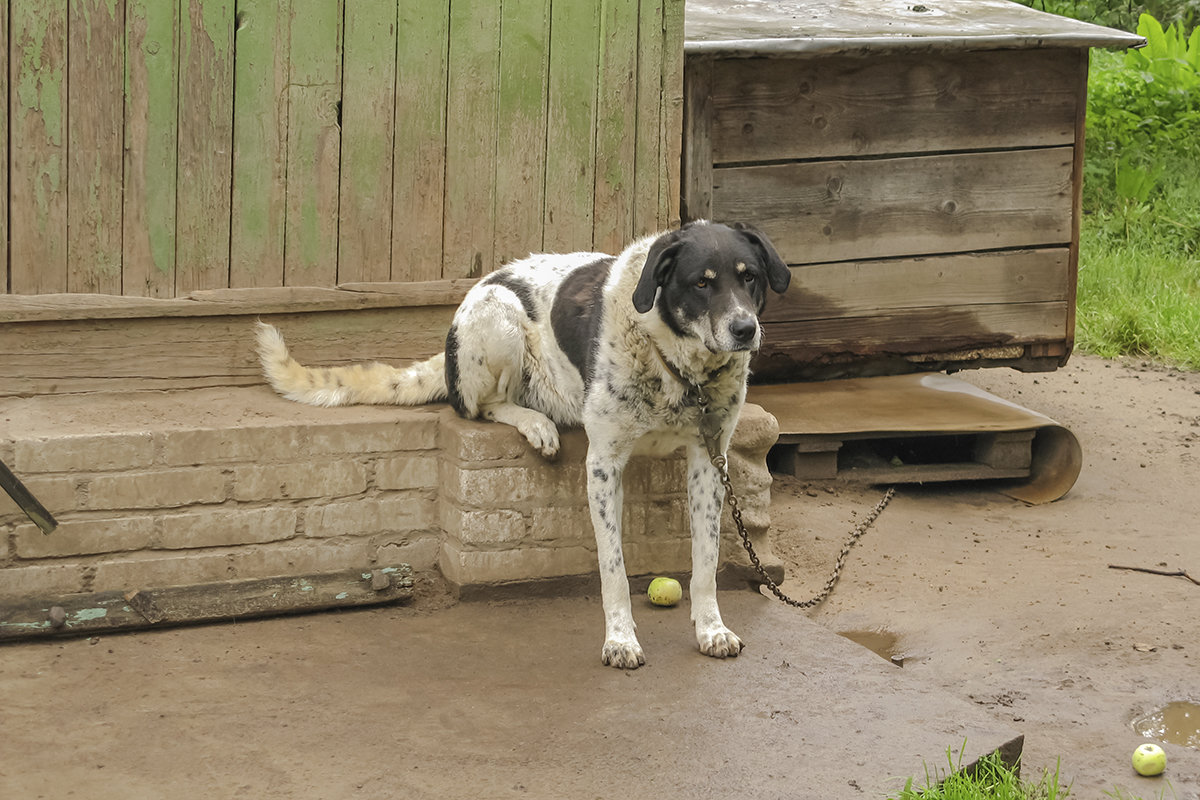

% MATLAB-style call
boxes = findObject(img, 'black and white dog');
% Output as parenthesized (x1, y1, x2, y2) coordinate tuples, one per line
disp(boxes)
(256, 220, 790, 669)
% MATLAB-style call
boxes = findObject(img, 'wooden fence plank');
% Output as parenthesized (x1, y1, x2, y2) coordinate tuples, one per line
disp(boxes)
(0, 0, 7, 292)
(176, 0, 235, 294)
(633, 0, 664, 237)
(338, 0, 398, 283)
(708, 49, 1080, 165)
(592, 0, 639, 254)
(229, 0, 290, 288)
(543, 0, 600, 253)
(10, 2, 69, 294)
(392, 1, 449, 282)
(494, 0, 550, 266)
(284, 0, 342, 287)
(67, 0, 125, 295)
(443, 0, 501, 278)
(765, 249, 1070, 322)
(124, 0, 179, 297)
(712, 148, 1075, 265)
(660, 0, 685, 230)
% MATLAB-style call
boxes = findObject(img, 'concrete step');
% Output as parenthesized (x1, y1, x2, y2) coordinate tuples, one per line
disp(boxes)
(0, 387, 780, 601)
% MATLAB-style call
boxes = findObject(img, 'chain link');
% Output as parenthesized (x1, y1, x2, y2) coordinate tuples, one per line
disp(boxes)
(709, 445, 895, 610)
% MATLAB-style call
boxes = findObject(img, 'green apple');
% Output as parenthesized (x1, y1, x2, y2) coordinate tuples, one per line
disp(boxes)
(1132, 743, 1166, 776)
(647, 576, 682, 607)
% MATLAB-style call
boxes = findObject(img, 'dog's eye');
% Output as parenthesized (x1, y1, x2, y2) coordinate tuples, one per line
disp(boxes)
(743, 272, 757, 284)
(695, 279, 708, 289)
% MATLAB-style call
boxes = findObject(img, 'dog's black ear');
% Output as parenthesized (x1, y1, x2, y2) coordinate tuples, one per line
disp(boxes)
(732, 223, 790, 294)
(633, 230, 683, 313)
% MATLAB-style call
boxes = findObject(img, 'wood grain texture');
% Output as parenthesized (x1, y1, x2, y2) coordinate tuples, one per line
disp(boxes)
(284, 0, 342, 287)
(123, 0, 179, 297)
(392, 1, 449, 281)
(230, 0, 290, 289)
(0, 0, 7, 292)
(443, 0, 501, 279)
(765, 249, 1070, 322)
(10, 2, 69, 294)
(0, 566, 413, 640)
(543, 0, 600, 253)
(176, 0, 235, 294)
(660, 0, 685, 230)
(713, 147, 1075, 265)
(494, 0, 550, 266)
(759, 302, 1069, 362)
(0, 306, 456, 396)
(338, 0, 397, 283)
(681, 55, 713, 222)
(708, 49, 1080, 164)
(67, 0, 125, 295)
(593, 0, 639, 254)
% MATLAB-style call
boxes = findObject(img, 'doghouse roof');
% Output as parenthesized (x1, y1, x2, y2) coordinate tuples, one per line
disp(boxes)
(685, 0, 1144, 56)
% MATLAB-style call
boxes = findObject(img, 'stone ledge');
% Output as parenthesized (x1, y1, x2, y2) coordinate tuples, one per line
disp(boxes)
(0, 387, 781, 599)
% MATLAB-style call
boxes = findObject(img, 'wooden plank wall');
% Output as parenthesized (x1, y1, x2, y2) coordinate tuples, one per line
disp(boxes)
(2, 0, 683, 298)
(683, 47, 1087, 378)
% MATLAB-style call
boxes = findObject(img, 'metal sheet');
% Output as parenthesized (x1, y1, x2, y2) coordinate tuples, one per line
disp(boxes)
(686, 0, 1144, 55)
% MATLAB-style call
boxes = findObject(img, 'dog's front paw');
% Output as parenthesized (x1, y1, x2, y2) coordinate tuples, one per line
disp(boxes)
(601, 637, 646, 670)
(698, 627, 744, 659)
(520, 419, 560, 460)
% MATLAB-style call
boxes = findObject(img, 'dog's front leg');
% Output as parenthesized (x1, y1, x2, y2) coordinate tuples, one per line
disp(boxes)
(585, 435, 644, 669)
(687, 441, 744, 659)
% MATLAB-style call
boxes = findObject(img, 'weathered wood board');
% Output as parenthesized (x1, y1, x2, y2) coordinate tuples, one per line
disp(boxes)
(0, 565, 414, 641)
(706, 49, 1080, 164)
(0, 304, 456, 396)
(713, 148, 1075, 266)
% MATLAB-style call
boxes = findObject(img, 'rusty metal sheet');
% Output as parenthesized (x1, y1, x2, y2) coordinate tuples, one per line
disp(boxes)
(686, 0, 1144, 56)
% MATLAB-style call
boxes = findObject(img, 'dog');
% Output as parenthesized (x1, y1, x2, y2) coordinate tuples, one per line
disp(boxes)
(255, 220, 790, 669)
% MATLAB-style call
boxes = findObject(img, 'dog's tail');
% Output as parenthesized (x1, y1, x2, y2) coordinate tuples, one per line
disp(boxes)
(254, 321, 447, 407)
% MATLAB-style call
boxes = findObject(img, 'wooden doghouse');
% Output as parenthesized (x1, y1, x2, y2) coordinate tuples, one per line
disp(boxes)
(682, 0, 1141, 381)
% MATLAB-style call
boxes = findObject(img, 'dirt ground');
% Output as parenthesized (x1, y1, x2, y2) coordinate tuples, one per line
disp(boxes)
(2, 354, 1197, 798)
(772, 354, 1200, 797)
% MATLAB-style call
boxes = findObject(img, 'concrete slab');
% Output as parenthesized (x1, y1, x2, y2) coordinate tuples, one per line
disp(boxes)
(1, 588, 1020, 799)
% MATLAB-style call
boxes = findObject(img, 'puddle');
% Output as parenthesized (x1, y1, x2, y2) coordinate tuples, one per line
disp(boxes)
(1132, 701, 1200, 748)
(838, 629, 905, 666)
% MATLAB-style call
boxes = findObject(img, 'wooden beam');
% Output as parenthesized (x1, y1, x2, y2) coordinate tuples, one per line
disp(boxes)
(0, 565, 414, 641)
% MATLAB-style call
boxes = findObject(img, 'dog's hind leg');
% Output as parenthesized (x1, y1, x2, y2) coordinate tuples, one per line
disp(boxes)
(686, 441, 744, 659)
(585, 433, 645, 669)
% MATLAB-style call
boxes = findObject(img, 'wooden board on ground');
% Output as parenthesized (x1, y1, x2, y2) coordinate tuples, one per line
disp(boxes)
(0, 565, 414, 641)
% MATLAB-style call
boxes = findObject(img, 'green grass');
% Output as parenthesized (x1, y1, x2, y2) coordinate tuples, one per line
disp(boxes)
(889, 750, 1067, 800)
(1008, 5, 1200, 372)
(890, 748, 1184, 800)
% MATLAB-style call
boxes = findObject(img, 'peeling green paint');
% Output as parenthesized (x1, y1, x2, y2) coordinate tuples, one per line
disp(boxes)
(71, 607, 109, 622)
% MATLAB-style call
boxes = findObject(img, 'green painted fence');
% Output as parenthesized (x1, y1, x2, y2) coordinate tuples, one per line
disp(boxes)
(3, 0, 683, 297)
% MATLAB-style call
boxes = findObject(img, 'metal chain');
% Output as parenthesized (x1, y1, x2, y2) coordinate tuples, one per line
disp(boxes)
(709, 451, 896, 610)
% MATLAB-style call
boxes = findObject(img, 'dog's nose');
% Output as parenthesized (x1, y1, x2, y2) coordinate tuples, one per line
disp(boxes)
(729, 316, 758, 345)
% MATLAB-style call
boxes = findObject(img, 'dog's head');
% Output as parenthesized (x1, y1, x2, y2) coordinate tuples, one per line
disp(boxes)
(632, 221, 790, 353)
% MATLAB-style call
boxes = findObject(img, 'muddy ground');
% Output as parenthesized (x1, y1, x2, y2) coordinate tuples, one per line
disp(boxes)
(2, 354, 1198, 798)
(774, 354, 1200, 797)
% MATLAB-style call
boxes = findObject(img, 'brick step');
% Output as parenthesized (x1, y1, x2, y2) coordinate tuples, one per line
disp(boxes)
(0, 387, 779, 601)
